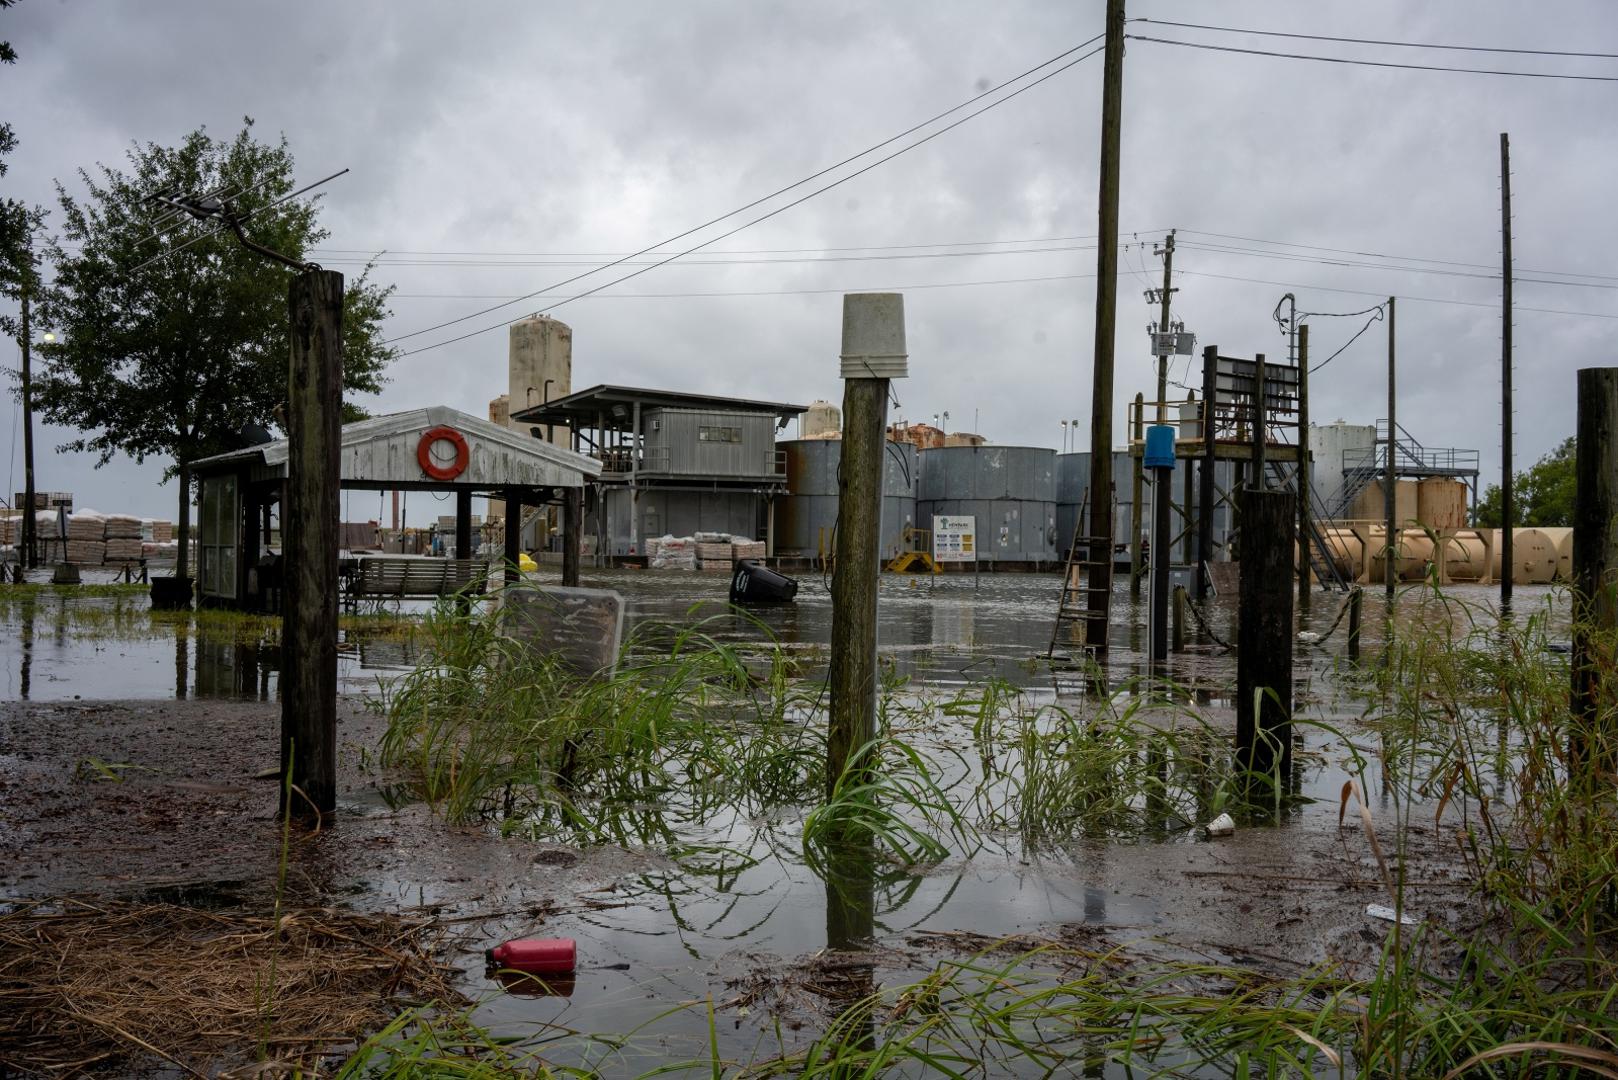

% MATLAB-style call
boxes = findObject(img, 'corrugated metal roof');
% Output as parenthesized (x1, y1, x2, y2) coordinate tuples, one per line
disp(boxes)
(191, 406, 602, 487)
(513, 383, 807, 426)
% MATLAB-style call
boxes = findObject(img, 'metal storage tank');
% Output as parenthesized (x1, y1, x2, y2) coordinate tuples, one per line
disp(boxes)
(1438, 530, 1491, 582)
(1349, 478, 1419, 525)
(917, 445, 1056, 565)
(1416, 478, 1468, 530)
(1055, 452, 1090, 554)
(801, 400, 841, 438)
(1537, 526, 1573, 581)
(1488, 527, 1558, 584)
(1321, 526, 1365, 582)
(776, 438, 917, 560)
(1368, 526, 1434, 582)
(1309, 422, 1378, 512)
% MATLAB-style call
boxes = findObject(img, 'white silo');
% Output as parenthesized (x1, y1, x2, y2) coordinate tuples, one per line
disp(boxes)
(509, 316, 572, 440)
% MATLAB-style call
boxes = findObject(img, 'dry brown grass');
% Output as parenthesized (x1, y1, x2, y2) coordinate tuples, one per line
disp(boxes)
(0, 898, 462, 1076)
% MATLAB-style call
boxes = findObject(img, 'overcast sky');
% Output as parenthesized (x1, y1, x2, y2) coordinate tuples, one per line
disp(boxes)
(3, 1, 1615, 523)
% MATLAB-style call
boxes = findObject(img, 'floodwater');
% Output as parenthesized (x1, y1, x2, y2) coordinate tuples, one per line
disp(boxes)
(0, 570, 1572, 1074)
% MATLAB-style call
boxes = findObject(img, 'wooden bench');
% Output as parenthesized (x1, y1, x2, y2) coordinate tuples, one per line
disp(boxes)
(345, 556, 488, 611)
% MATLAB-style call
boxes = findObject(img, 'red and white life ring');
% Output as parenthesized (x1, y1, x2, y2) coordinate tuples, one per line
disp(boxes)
(417, 425, 469, 481)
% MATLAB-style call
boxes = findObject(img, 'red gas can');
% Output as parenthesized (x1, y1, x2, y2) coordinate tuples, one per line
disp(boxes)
(486, 937, 577, 975)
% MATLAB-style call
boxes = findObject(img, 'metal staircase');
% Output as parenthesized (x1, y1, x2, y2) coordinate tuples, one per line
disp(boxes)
(1326, 420, 1481, 521)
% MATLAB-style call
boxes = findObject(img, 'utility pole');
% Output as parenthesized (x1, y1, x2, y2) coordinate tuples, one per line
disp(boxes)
(1570, 366, 1617, 778)
(1385, 296, 1397, 597)
(1500, 133, 1514, 607)
(1297, 324, 1311, 611)
(1153, 229, 1176, 424)
(19, 279, 38, 571)
(1084, 0, 1127, 653)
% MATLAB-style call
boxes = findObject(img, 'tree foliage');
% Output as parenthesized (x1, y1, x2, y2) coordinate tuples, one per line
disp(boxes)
(1, 0, 41, 345)
(33, 120, 397, 477)
(1472, 437, 1576, 528)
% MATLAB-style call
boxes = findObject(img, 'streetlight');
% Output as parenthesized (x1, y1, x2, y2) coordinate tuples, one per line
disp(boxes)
(1060, 419, 1069, 453)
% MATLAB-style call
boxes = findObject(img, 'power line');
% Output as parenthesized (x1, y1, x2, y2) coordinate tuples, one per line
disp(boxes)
(304, 232, 1126, 259)
(1176, 239, 1618, 291)
(399, 42, 1107, 357)
(1177, 267, 1618, 320)
(1127, 34, 1618, 81)
(1134, 18, 1618, 60)
(304, 241, 1104, 271)
(385, 33, 1105, 347)
(389, 271, 1099, 302)
(1177, 228, 1618, 283)
(1309, 307, 1386, 373)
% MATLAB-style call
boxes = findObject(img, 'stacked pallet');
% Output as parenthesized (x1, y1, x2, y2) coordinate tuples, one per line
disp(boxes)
(147, 519, 174, 542)
(34, 511, 59, 539)
(0, 517, 14, 545)
(103, 514, 142, 564)
(696, 541, 733, 571)
(66, 510, 106, 564)
(731, 540, 765, 561)
(647, 535, 695, 570)
(66, 540, 106, 565)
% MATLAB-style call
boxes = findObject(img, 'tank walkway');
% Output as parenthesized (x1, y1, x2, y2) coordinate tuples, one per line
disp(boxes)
(1327, 419, 1480, 521)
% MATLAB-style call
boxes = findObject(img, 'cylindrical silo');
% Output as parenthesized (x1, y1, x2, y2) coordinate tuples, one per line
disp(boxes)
(917, 445, 1057, 565)
(1320, 526, 1365, 582)
(1416, 478, 1468, 531)
(1367, 526, 1433, 582)
(776, 438, 916, 560)
(801, 400, 841, 438)
(1350, 478, 1419, 526)
(509, 316, 572, 440)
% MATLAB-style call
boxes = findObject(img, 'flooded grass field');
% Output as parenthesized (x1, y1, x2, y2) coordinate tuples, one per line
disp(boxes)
(2, 569, 1612, 1077)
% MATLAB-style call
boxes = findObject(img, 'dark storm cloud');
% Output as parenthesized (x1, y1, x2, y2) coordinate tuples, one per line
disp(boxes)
(4, 0, 1615, 518)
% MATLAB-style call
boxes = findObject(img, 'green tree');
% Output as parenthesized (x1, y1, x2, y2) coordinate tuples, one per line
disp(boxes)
(1472, 436, 1576, 528)
(34, 120, 397, 582)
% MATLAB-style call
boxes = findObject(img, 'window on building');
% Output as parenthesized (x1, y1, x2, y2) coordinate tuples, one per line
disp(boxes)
(698, 425, 742, 443)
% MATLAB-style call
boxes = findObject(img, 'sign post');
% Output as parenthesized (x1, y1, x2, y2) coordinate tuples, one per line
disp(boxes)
(932, 514, 978, 588)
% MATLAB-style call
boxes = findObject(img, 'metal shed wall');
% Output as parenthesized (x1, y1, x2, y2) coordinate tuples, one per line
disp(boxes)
(643, 408, 780, 478)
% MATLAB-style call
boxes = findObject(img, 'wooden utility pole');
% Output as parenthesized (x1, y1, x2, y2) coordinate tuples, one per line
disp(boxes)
(282, 269, 344, 820)
(19, 284, 38, 571)
(503, 489, 523, 583)
(1571, 367, 1617, 775)
(1197, 345, 1218, 600)
(1130, 393, 1144, 597)
(1236, 488, 1296, 801)
(829, 294, 904, 805)
(1385, 296, 1398, 596)
(1154, 230, 1177, 423)
(1084, 0, 1127, 652)
(1500, 133, 1515, 607)
(1297, 325, 1311, 611)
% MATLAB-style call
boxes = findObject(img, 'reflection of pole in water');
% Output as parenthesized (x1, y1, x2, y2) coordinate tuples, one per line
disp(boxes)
(19, 601, 36, 700)
(821, 842, 877, 1065)
(175, 630, 189, 701)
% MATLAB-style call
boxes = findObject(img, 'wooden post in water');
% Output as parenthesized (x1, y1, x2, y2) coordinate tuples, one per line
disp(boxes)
(1251, 353, 1267, 487)
(1571, 367, 1618, 776)
(828, 294, 905, 805)
(1385, 296, 1398, 597)
(1235, 488, 1295, 801)
(1130, 394, 1145, 598)
(1171, 584, 1186, 653)
(454, 489, 472, 560)
(562, 486, 583, 587)
(281, 269, 343, 820)
(1347, 587, 1363, 663)
(503, 489, 523, 584)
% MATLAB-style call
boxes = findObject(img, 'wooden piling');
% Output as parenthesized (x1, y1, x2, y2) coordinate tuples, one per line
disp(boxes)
(1347, 587, 1363, 663)
(1297, 325, 1312, 612)
(828, 376, 888, 802)
(1197, 345, 1218, 599)
(1172, 584, 1186, 653)
(281, 269, 343, 819)
(503, 489, 523, 583)
(1235, 488, 1295, 801)
(1130, 394, 1145, 598)
(562, 486, 583, 587)
(1571, 367, 1618, 775)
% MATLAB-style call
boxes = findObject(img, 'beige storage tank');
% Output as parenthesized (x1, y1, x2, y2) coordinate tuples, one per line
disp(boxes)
(1349, 478, 1419, 526)
(1367, 526, 1433, 582)
(1492, 528, 1558, 584)
(1320, 526, 1365, 582)
(1437, 530, 1491, 582)
(1536, 526, 1573, 581)
(802, 400, 841, 438)
(1416, 478, 1468, 530)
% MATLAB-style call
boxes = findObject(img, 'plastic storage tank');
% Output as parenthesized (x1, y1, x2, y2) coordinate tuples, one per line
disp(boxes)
(918, 445, 1057, 565)
(776, 438, 917, 560)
